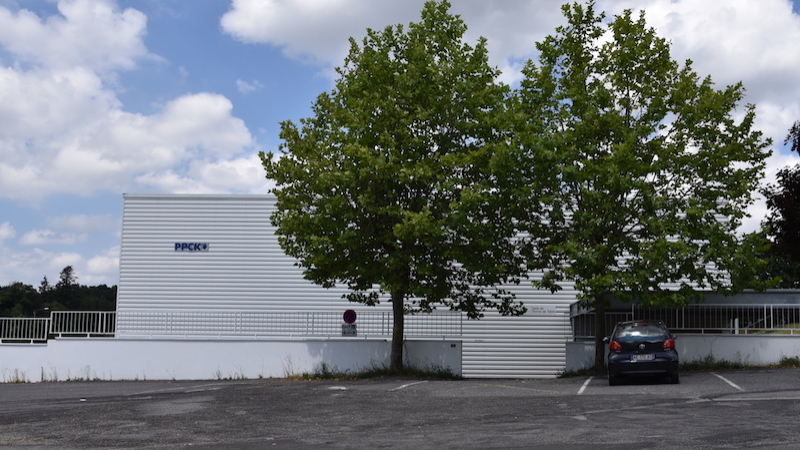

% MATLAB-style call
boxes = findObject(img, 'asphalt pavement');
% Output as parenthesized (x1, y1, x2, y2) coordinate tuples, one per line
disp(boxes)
(2, 369, 800, 449)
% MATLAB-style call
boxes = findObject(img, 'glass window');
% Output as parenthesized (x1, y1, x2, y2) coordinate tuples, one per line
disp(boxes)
(615, 323, 668, 342)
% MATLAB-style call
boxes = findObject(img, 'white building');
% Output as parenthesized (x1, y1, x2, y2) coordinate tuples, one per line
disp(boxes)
(115, 194, 580, 379)
(5, 193, 800, 383)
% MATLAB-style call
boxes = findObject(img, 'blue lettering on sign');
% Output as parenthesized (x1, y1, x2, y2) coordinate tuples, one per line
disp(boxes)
(174, 243, 210, 252)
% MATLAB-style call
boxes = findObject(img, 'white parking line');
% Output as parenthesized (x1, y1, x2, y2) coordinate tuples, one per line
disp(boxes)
(711, 372, 743, 391)
(577, 376, 593, 395)
(389, 381, 428, 391)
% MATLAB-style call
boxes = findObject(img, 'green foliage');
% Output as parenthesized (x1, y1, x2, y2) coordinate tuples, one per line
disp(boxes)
(0, 267, 116, 317)
(759, 121, 800, 287)
(779, 356, 800, 367)
(287, 362, 461, 381)
(262, 1, 525, 372)
(511, 2, 771, 312)
(262, 0, 773, 373)
(681, 354, 800, 371)
(506, 1, 772, 368)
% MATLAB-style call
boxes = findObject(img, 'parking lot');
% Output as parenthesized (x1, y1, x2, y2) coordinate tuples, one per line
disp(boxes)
(2, 368, 800, 449)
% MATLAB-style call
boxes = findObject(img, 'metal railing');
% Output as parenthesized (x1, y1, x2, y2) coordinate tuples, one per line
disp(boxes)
(116, 310, 462, 339)
(0, 318, 49, 343)
(1, 310, 462, 344)
(50, 311, 117, 337)
(571, 310, 633, 340)
(631, 304, 800, 335)
(571, 303, 800, 339)
(0, 312, 117, 343)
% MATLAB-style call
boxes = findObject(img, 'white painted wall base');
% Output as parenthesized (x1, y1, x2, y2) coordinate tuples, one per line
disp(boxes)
(566, 335, 800, 372)
(0, 339, 462, 383)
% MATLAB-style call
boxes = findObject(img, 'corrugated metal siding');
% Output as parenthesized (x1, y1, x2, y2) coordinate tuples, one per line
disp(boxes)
(118, 194, 368, 315)
(461, 282, 578, 379)
(117, 194, 579, 378)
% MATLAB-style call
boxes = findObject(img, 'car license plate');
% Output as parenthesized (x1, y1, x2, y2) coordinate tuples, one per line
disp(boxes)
(631, 354, 655, 362)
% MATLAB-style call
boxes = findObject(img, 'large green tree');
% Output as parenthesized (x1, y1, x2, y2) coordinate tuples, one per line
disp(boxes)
(262, 1, 525, 372)
(760, 121, 800, 287)
(511, 2, 772, 368)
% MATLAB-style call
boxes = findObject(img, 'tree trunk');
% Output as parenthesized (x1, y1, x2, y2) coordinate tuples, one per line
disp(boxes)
(593, 294, 609, 372)
(390, 289, 405, 373)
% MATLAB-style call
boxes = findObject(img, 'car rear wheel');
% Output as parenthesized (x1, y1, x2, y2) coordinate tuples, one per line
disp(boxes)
(608, 375, 620, 386)
(670, 373, 680, 384)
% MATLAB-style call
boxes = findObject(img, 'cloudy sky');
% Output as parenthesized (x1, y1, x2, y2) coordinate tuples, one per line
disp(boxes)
(1, 0, 800, 287)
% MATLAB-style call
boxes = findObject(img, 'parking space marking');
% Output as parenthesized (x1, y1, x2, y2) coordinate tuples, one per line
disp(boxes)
(577, 376, 593, 395)
(389, 381, 428, 391)
(474, 383, 562, 394)
(712, 396, 800, 402)
(128, 382, 241, 397)
(711, 372, 743, 391)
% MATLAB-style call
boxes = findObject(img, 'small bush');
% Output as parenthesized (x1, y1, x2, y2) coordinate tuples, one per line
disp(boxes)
(287, 362, 461, 381)
(558, 366, 606, 378)
(778, 356, 800, 368)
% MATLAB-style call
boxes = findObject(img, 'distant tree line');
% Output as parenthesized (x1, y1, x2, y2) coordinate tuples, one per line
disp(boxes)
(0, 266, 116, 318)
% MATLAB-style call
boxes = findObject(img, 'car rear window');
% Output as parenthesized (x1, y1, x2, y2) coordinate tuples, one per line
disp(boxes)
(614, 323, 668, 342)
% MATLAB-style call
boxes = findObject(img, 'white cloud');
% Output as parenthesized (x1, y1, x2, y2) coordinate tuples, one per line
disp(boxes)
(0, 242, 119, 286)
(0, 245, 78, 286)
(220, 0, 564, 79)
(220, 0, 800, 235)
(236, 79, 263, 94)
(20, 229, 87, 245)
(220, 0, 404, 66)
(134, 153, 267, 193)
(0, 87, 255, 201)
(602, 0, 800, 106)
(46, 214, 119, 233)
(591, 0, 800, 235)
(47, 251, 84, 273)
(85, 246, 119, 285)
(0, 0, 149, 73)
(0, 222, 15, 242)
(0, 1, 257, 204)
(195, 154, 269, 192)
(219, 0, 800, 108)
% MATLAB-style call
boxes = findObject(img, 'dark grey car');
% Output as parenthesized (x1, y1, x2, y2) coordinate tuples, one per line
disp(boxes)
(605, 320, 679, 385)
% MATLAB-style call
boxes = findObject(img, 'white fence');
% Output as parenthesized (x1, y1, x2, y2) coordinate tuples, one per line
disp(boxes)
(0, 313, 116, 343)
(571, 303, 800, 339)
(1, 311, 463, 344)
(117, 311, 462, 339)
(51, 312, 117, 338)
(0, 318, 50, 343)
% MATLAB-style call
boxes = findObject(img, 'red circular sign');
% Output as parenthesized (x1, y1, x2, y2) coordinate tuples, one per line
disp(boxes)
(343, 309, 357, 324)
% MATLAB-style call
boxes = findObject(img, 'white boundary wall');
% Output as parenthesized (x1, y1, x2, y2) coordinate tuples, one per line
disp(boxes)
(566, 335, 800, 372)
(0, 339, 461, 383)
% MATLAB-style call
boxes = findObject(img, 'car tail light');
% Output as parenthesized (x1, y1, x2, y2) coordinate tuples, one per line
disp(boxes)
(609, 340, 622, 352)
(663, 338, 675, 350)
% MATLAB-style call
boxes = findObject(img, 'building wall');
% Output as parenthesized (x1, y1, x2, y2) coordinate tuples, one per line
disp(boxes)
(118, 194, 356, 316)
(0, 339, 460, 383)
(118, 194, 579, 379)
(565, 335, 800, 372)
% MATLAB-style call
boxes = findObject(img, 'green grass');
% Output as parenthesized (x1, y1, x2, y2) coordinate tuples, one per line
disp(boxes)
(558, 366, 607, 378)
(680, 354, 800, 372)
(285, 362, 462, 381)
